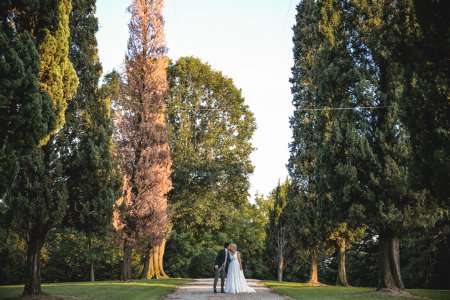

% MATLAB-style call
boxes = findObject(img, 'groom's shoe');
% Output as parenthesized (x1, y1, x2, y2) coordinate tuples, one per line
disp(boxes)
(221, 290, 225, 293)
(214, 290, 217, 294)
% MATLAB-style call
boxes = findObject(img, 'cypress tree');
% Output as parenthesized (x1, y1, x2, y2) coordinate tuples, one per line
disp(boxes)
(3, 0, 78, 295)
(400, 1, 450, 287)
(398, 0, 449, 218)
(37, 0, 78, 145)
(287, 0, 325, 285)
(0, 8, 54, 196)
(60, 0, 122, 282)
(314, 0, 366, 287)
(289, 1, 441, 291)
(342, 1, 433, 292)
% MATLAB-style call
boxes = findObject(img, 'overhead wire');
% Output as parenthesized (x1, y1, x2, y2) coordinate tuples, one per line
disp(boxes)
(299, 105, 393, 111)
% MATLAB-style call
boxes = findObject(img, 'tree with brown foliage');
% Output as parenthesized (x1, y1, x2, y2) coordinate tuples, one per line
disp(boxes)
(114, 0, 172, 281)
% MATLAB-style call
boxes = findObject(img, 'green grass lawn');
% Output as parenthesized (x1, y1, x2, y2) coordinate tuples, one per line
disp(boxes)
(263, 281, 450, 300)
(0, 278, 189, 300)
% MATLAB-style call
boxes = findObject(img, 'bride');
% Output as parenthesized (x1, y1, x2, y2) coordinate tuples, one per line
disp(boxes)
(224, 243, 256, 293)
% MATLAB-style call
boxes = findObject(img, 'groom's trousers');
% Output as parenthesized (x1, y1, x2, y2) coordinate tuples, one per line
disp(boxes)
(213, 267, 226, 292)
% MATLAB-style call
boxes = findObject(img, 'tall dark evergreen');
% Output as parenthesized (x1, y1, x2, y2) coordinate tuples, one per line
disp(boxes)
(287, 0, 325, 285)
(0, 8, 54, 196)
(397, 1, 450, 211)
(395, 0, 450, 289)
(313, 0, 366, 287)
(2, 0, 78, 295)
(60, 0, 122, 282)
(289, 0, 443, 291)
(345, 2, 436, 291)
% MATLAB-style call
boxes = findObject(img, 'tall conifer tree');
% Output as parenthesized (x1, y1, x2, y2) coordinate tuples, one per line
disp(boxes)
(347, 2, 427, 291)
(314, 0, 366, 287)
(290, 0, 441, 291)
(0, 5, 54, 196)
(287, 0, 325, 285)
(37, 1, 78, 145)
(399, 1, 450, 287)
(115, 0, 172, 281)
(3, 0, 78, 295)
(60, 0, 122, 282)
(398, 1, 449, 217)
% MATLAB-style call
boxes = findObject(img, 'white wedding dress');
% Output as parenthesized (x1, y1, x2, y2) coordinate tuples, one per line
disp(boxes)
(224, 252, 256, 293)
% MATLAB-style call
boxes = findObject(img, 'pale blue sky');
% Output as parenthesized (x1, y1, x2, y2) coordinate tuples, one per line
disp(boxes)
(96, 0, 297, 199)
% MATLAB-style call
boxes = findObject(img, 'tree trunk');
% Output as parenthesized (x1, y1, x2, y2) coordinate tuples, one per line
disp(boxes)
(23, 232, 44, 295)
(88, 235, 95, 282)
(90, 259, 95, 282)
(148, 246, 156, 278)
(336, 239, 349, 286)
(378, 231, 405, 291)
(139, 245, 150, 279)
(308, 250, 320, 284)
(158, 239, 169, 278)
(277, 255, 284, 282)
(121, 239, 132, 281)
(141, 239, 169, 279)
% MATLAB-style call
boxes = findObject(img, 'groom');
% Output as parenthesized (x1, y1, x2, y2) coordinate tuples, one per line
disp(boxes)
(213, 242, 231, 293)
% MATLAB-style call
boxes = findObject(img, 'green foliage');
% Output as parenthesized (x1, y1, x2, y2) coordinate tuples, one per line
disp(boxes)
(314, 0, 367, 245)
(400, 223, 450, 289)
(2, 0, 78, 235)
(345, 230, 379, 287)
(187, 249, 216, 278)
(0, 227, 143, 284)
(41, 228, 139, 282)
(5, 143, 68, 239)
(165, 198, 270, 279)
(0, 229, 26, 285)
(281, 248, 310, 282)
(287, 3, 327, 281)
(287, 0, 448, 289)
(167, 56, 255, 211)
(334, 0, 435, 235)
(164, 231, 198, 278)
(265, 178, 290, 278)
(394, 3, 450, 289)
(37, 0, 78, 145)
(397, 1, 450, 211)
(1, 0, 78, 294)
(61, 0, 122, 238)
(165, 56, 256, 277)
(226, 198, 272, 279)
(0, 8, 54, 195)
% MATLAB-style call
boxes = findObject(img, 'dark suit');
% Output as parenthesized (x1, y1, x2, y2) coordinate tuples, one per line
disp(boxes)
(213, 248, 230, 292)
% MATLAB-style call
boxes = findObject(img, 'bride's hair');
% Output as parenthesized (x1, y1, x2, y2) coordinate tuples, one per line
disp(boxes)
(230, 243, 238, 251)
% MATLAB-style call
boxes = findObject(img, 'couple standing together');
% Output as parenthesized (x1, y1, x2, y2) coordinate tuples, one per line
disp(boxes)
(213, 242, 256, 294)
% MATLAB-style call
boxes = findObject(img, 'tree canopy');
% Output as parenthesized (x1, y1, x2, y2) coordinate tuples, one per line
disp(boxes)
(165, 56, 256, 276)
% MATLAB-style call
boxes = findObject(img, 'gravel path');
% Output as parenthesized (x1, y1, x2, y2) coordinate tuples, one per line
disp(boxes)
(165, 278, 287, 300)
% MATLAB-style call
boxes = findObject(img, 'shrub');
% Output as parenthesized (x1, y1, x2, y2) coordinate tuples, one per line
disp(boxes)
(188, 249, 217, 278)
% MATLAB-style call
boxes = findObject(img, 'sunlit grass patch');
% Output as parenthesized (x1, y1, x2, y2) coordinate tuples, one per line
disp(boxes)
(0, 278, 189, 300)
(263, 280, 450, 300)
